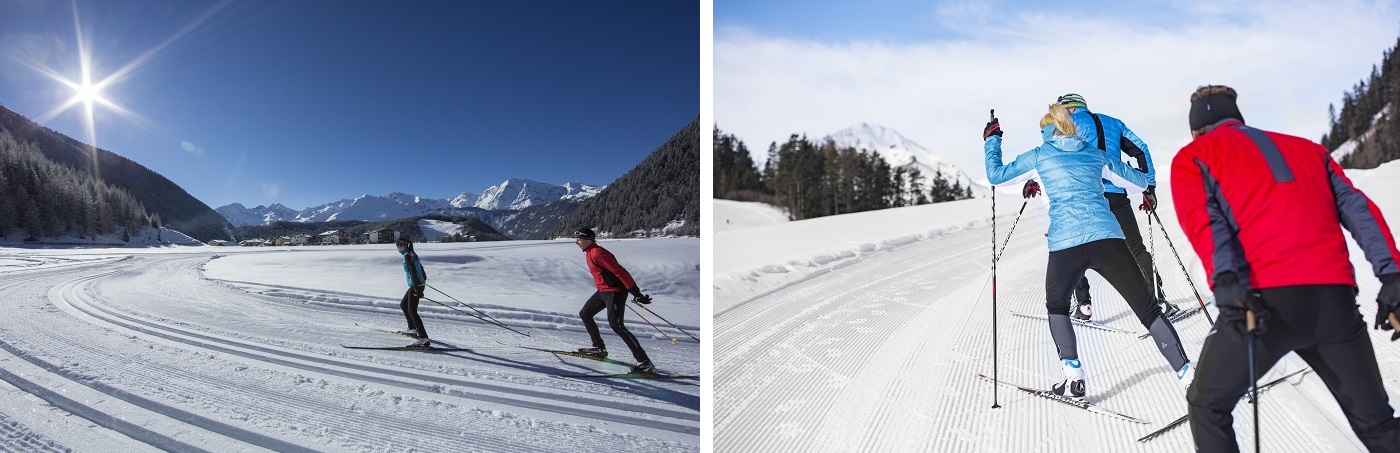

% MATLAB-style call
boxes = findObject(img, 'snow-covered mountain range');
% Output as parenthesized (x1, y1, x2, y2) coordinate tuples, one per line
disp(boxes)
(216, 179, 604, 226)
(819, 123, 988, 196)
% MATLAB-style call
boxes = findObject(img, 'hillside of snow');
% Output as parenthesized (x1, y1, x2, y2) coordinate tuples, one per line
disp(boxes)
(820, 123, 989, 197)
(713, 199, 790, 234)
(0, 238, 698, 451)
(713, 159, 1400, 451)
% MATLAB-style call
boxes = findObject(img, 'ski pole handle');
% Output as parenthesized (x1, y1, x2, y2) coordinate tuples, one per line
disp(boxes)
(1247, 310, 1257, 332)
(1390, 313, 1400, 332)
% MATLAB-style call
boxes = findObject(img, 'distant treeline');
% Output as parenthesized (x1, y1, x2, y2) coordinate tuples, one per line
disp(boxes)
(0, 131, 157, 241)
(552, 116, 700, 238)
(232, 214, 509, 243)
(1321, 35, 1400, 169)
(713, 127, 972, 221)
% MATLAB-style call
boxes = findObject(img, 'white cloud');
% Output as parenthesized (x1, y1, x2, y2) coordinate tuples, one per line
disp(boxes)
(716, 0, 1400, 182)
(261, 182, 279, 199)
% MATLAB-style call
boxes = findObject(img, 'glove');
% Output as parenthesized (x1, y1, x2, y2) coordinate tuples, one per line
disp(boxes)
(1022, 180, 1041, 199)
(983, 118, 1002, 140)
(1138, 185, 1157, 212)
(1376, 274, 1400, 341)
(1214, 272, 1268, 341)
(634, 294, 653, 305)
(412, 285, 425, 298)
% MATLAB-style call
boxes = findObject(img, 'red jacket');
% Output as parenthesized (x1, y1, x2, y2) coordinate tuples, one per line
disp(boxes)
(583, 243, 637, 293)
(1171, 119, 1400, 290)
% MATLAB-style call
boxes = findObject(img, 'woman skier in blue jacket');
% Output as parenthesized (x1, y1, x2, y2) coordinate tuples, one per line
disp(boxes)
(983, 103, 1192, 398)
(395, 237, 431, 348)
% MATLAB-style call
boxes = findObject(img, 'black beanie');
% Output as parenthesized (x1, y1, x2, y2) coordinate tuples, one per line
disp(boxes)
(1189, 92, 1244, 131)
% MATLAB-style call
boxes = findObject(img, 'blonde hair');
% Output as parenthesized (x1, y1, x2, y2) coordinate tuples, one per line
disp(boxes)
(1039, 103, 1076, 136)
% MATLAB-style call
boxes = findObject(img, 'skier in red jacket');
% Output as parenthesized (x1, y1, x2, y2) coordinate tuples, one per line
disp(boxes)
(1172, 85, 1400, 451)
(573, 228, 655, 374)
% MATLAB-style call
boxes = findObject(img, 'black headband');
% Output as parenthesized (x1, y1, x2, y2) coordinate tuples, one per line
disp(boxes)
(1189, 92, 1244, 131)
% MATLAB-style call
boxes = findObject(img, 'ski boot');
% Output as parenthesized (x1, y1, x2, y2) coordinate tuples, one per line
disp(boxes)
(408, 338, 431, 348)
(1071, 303, 1092, 321)
(1051, 358, 1086, 398)
(1161, 300, 1181, 319)
(398, 328, 422, 339)
(577, 347, 607, 359)
(1176, 363, 1195, 389)
(630, 360, 656, 374)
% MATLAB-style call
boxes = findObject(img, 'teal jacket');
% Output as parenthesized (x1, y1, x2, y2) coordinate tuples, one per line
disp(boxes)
(1069, 109, 1156, 193)
(984, 125, 1149, 252)
(401, 249, 426, 287)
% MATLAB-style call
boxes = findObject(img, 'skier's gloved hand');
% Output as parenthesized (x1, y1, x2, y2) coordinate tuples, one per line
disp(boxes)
(1214, 272, 1268, 341)
(983, 118, 1002, 140)
(1375, 274, 1400, 341)
(1022, 180, 1041, 199)
(412, 285, 425, 298)
(1138, 185, 1157, 212)
(634, 294, 653, 305)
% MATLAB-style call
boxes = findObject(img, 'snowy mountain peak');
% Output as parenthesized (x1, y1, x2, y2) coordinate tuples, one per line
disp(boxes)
(820, 123, 987, 197)
(215, 202, 300, 227)
(449, 191, 479, 208)
(474, 179, 602, 210)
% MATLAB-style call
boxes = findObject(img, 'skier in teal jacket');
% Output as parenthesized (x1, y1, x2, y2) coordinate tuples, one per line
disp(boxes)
(984, 103, 1192, 398)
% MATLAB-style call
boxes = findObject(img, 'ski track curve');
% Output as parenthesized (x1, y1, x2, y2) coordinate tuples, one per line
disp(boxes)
(0, 254, 699, 452)
(715, 208, 1381, 452)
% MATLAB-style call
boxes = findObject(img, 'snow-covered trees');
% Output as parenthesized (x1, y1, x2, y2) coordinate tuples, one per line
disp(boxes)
(0, 131, 152, 241)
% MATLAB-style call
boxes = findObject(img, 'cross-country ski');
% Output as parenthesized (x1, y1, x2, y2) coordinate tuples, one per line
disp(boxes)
(1137, 368, 1311, 443)
(341, 345, 473, 352)
(1011, 310, 1137, 335)
(977, 373, 1150, 424)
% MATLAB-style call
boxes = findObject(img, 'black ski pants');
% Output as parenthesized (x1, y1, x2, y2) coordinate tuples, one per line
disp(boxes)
(1188, 285, 1400, 452)
(580, 291, 650, 363)
(401, 285, 427, 338)
(1075, 192, 1166, 304)
(1048, 239, 1163, 327)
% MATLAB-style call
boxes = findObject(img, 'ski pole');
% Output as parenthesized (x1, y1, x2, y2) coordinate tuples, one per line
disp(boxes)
(631, 300, 701, 343)
(421, 296, 531, 337)
(1248, 310, 1259, 453)
(625, 303, 675, 342)
(995, 200, 1028, 262)
(991, 174, 1001, 409)
(1150, 210, 1216, 325)
(1149, 208, 1157, 300)
(426, 284, 525, 335)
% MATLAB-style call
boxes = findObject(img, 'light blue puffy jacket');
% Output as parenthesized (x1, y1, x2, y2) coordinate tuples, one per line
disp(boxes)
(1069, 109, 1155, 193)
(984, 125, 1149, 252)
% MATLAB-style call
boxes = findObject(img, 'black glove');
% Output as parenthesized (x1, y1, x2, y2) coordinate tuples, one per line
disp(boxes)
(412, 285, 425, 298)
(1138, 185, 1157, 212)
(983, 118, 1002, 140)
(1022, 180, 1041, 199)
(1376, 274, 1400, 341)
(634, 294, 653, 305)
(1214, 272, 1268, 341)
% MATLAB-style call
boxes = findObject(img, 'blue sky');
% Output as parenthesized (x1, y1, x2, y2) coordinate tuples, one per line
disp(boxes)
(715, 0, 1400, 183)
(0, 0, 699, 210)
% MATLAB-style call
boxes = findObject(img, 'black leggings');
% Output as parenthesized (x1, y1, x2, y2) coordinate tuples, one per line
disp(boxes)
(1047, 239, 1161, 326)
(1075, 193, 1166, 304)
(1188, 285, 1400, 452)
(580, 291, 649, 362)
(1045, 239, 1188, 371)
(401, 285, 427, 338)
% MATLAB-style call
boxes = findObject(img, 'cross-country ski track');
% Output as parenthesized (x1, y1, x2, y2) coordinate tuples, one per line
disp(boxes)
(715, 206, 1400, 452)
(0, 246, 700, 452)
